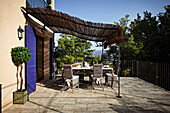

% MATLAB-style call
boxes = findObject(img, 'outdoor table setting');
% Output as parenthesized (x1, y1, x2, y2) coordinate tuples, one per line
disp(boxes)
(71, 62, 114, 84)
(72, 64, 114, 74)
(60, 62, 115, 88)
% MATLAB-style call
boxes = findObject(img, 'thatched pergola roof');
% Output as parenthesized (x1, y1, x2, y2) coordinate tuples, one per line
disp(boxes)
(22, 7, 127, 48)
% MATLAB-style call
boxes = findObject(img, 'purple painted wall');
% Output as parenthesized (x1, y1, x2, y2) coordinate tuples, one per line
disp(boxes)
(25, 25, 36, 94)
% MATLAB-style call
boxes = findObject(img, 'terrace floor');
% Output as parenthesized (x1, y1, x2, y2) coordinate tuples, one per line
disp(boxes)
(4, 77, 170, 113)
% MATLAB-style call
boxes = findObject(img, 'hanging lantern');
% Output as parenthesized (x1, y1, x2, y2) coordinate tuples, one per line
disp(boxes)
(17, 26, 24, 40)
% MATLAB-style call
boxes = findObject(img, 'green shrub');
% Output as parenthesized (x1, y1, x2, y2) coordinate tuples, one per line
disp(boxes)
(122, 69, 131, 76)
(11, 46, 31, 66)
(11, 46, 32, 90)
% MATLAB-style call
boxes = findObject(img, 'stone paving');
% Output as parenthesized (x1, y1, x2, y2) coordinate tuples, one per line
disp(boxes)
(3, 77, 170, 113)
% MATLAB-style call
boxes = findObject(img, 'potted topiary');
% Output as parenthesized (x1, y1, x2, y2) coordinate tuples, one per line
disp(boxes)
(11, 46, 31, 104)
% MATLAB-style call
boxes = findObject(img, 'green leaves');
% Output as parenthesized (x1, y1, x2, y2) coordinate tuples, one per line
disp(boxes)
(104, 14, 142, 63)
(46, 0, 52, 10)
(104, 5, 170, 64)
(63, 55, 75, 64)
(76, 57, 84, 62)
(129, 5, 170, 63)
(47, 0, 51, 4)
(11, 46, 32, 66)
(114, 14, 130, 35)
(54, 34, 95, 70)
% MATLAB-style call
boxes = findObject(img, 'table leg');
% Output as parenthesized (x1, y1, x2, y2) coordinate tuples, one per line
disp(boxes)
(79, 74, 84, 83)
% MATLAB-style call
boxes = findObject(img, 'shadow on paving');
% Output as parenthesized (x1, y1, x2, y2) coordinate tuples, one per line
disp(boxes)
(29, 101, 64, 113)
(3, 77, 170, 113)
(109, 104, 166, 113)
(38, 78, 100, 91)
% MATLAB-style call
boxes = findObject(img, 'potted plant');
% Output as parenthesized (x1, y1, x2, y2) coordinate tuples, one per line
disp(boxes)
(11, 46, 31, 104)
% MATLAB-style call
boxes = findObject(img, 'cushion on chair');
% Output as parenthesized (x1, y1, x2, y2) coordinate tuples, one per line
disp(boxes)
(96, 77, 104, 85)
(106, 73, 118, 81)
(106, 73, 112, 76)
(72, 75, 79, 79)
(114, 74, 118, 81)
(72, 76, 79, 86)
(56, 73, 62, 77)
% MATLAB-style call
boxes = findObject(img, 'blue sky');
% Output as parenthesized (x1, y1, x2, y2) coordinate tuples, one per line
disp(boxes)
(54, 0, 170, 50)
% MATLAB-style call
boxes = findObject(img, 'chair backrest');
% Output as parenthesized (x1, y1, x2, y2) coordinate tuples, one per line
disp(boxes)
(93, 64, 103, 78)
(63, 64, 73, 79)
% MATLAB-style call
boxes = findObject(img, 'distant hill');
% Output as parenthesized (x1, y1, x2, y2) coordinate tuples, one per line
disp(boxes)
(93, 50, 106, 56)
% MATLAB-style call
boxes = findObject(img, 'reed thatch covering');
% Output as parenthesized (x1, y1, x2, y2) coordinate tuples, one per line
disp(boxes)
(22, 7, 127, 47)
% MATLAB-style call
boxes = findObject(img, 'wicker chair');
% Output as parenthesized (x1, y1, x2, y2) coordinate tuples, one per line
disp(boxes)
(105, 63, 118, 88)
(91, 64, 104, 91)
(105, 72, 118, 88)
(63, 64, 79, 92)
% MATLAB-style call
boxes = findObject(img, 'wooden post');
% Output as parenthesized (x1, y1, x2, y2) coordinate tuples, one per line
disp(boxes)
(101, 42, 104, 63)
(43, 37, 50, 81)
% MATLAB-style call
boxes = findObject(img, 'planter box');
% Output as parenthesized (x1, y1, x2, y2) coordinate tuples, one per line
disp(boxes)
(13, 89, 29, 104)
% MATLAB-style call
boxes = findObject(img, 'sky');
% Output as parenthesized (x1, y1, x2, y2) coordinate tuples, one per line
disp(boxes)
(54, 0, 170, 50)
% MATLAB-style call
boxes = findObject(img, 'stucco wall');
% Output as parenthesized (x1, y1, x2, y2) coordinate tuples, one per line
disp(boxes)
(0, 0, 26, 110)
(51, 0, 55, 10)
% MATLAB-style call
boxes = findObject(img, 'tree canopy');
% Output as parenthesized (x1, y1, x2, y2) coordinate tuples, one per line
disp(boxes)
(103, 5, 170, 64)
(129, 5, 170, 63)
(54, 34, 99, 70)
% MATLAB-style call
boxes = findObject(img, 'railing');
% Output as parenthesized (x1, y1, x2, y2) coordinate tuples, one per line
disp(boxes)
(120, 60, 137, 77)
(120, 60, 170, 91)
(26, 0, 48, 8)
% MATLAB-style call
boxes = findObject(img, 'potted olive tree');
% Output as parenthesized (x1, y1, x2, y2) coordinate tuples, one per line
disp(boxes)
(11, 46, 31, 104)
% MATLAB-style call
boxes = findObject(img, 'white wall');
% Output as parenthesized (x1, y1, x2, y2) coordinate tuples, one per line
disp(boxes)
(0, 0, 26, 110)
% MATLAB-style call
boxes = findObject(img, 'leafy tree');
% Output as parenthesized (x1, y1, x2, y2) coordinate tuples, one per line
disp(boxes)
(54, 34, 95, 70)
(114, 14, 130, 35)
(11, 46, 31, 90)
(104, 5, 170, 64)
(115, 14, 143, 60)
(104, 14, 143, 65)
(92, 55, 101, 65)
(130, 12, 159, 61)
(157, 5, 170, 63)
(46, 0, 52, 10)
(120, 35, 143, 60)
(130, 5, 170, 63)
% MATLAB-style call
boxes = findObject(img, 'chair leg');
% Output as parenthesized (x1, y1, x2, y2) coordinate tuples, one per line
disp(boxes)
(111, 75, 114, 88)
(78, 82, 79, 90)
(62, 82, 65, 92)
(100, 79, 104, 91)
(71, 80, 73, 93)
(91, 78, 94, 91)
